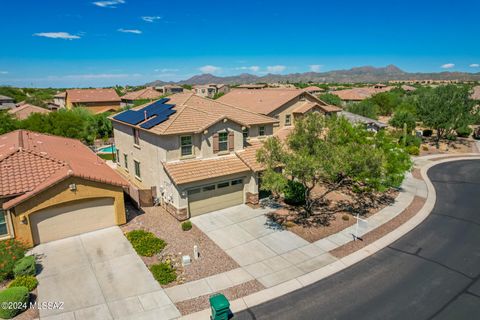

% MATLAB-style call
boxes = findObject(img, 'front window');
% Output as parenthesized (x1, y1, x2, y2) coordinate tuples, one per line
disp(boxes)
(285, 114, 292, 126)
(134, 160, 141, 178)
(259, 126, 266, 136)
(133, 128, 140, 145)
(0, 210, 8, 237)
(124, 154, 128, 170)
(219, 132, 228, 151)
(181, 136, 193, 156)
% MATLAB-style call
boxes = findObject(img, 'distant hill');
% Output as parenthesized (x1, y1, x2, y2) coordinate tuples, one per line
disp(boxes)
(146, 65, 480, 86)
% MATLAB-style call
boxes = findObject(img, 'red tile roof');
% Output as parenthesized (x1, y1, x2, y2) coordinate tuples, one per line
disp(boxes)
(0, 130, 127, 209)
(66, 88, 121, 103)
(8, 104, 51, 120)
(121, 87, 163, 101)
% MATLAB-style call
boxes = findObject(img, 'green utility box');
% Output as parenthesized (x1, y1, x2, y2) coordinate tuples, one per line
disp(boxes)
(209, 293, 231, 320)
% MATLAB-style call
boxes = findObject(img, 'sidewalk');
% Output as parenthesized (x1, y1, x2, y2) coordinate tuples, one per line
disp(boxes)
(174, 153, 480, 319)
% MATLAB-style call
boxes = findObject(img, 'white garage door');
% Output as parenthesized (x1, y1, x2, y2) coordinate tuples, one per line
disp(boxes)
(188, 179, 244, 217)
(30, 198, 115, 244)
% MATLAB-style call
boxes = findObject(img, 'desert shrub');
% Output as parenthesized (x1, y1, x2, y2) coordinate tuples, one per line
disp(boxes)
(0, 287, 29, 319)
(342, 214, 350, 221)
(283, 180, 306, 206)
(389, 110, 417, 132)
(150, 262, 177, 285)
(0, 240, 27, 281)
(406, 145, 420, 156)
(399, 135, 422, 148)
(422, 129, 433, 137)
(456, 126, 472, 138)
(126, 230, 166, 257)
(446, 134, 457, 141)
(8, 276, 38, 292)
(13, 256, 36, 278)
(422, 145, 429, 151)
(181, 221, 192, 231)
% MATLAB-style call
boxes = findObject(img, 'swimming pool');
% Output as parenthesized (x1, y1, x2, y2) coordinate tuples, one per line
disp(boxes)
(98, 145, 117, 153)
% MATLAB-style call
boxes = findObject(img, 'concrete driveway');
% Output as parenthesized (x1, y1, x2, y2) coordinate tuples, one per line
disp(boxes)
(30, 227, 180, 320)
(191, 205, 337, 288)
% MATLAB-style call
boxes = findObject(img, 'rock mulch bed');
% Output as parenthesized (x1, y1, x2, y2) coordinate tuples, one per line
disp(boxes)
(121, 204, 238, 288)
(330, 196, 426, 258)
(175, 280, 265, 315)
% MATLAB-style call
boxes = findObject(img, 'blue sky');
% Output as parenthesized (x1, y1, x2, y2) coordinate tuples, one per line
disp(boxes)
(0, 0, 479, 87)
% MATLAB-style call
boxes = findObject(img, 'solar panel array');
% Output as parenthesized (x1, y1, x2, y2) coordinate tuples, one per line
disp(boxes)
(113, 98, 176, 129)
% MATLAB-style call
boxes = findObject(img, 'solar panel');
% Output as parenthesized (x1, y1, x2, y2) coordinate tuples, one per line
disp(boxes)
(113, 98, 176, 128)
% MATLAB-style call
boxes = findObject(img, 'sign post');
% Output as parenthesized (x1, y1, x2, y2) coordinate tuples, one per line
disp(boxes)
(354, 214, 368, 241)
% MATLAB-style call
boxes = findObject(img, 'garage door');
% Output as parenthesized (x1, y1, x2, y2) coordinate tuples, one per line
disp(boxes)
(30, 198, 115, 244)
(188, 179, 244, 217)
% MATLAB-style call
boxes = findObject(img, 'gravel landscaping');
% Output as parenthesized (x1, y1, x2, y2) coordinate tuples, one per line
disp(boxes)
(175, 280, 265, 315)
(121, 202, 239, 287)
(330, 195, 426, 258)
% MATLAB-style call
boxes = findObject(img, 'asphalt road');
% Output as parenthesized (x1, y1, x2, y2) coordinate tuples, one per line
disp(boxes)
(234, 160, 480, 320)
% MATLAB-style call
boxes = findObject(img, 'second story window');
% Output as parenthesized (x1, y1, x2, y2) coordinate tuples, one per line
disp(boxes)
(219, 132, 228, 152)
(181, 135, 193, 156)
(242, 128, 249, 145)
(134, 160, 141, 179)
(124, 153, 128, 170)
(133, 128, 140, 145)
(285, 114, 292, 126)
(259, 126, 266, 136)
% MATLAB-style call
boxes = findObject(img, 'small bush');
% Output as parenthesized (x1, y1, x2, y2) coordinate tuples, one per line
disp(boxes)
(342, 214, 350, 221)
(13, 256, 36, 278)
(283, 180, 306, 206)
(456, 126, 472, 138)
(446, 134, 457, 141)
(181, 221, 192, 231)
(399, 135, 422, 148)
(406, 145, 420, 156)
(422, 145, 429, 151)
(150, 262, 177, 285)
(0, 240, 27, 281)
(423, 129, 433, 137)
(8, 276, 38, 292)
(0, 287, 29, 319)
(126, 230, 166, 257)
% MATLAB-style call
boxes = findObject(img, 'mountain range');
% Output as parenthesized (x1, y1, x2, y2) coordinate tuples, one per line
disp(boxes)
(146, 65, 480, 86)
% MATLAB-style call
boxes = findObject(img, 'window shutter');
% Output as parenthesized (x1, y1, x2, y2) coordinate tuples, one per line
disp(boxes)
(213, 133, 219, 153)
(228, 131, 234, 151)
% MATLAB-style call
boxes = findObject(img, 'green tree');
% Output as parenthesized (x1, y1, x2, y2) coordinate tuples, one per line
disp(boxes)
(415, 85, 477, 147)
(370, 91, 402, 116)
(0, 111, 19, 134)
(318, 93, 342, 106)
(346, 100, 378, 119)
(256, 113, 411, 215)
(389, 110, 417, 132)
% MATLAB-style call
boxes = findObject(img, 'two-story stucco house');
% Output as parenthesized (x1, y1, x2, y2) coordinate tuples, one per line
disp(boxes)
(110, 92, 278, 219)
(217, 88, 341, 136)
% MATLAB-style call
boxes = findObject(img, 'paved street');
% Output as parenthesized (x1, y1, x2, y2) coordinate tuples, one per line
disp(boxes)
(234, 160, 480, 320)
(30, 227, 180, 320)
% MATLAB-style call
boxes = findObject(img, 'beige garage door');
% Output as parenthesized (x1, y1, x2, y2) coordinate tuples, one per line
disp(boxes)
(188, 179, 244, 217)
(30, 198, 115, 244)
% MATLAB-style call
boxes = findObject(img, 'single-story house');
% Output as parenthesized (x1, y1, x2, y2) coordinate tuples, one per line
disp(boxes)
(0, 95, 16, 110)
(330, 86, 394, 106)
(236, 84, 268, 89)
(8, 104, 51, 120)
(156, 85, 185, 95)
(121, 87, 163, 107)
(53, 92, 66, 108)
(0, 130, 127, 246)
(340, 111, 388, 132)
(303, 86, 325, 95)
(66, 88, 122, 114)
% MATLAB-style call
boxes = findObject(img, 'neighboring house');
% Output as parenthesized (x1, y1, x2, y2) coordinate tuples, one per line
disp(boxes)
(110, 92, 278, 219)
(156, 85, 185, 95)
(8, 103, 51, 120)
(193, 84, 230, 98)
(471, 86, 480, 101)
(0, 130, 127, 246)
(53, 92, 66, 108)
(401, 85, 417, 92)
(0, 95, 15, 110)
(303, 86, 325, 95)
(330, 86, 394, 106)
(340, 111, 388, 132)
(218, 88, 341, 133)
(65, 88, 122, 114)
(121, 87, 163, 107)
(236, 84, 268, 90)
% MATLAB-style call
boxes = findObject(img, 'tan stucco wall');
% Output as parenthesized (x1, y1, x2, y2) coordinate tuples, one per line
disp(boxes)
(10, 176, 125, 247)
(66, 98, 121, 114)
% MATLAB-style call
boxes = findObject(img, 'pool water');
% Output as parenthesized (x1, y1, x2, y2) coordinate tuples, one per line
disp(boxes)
(98, 145, 117, 153)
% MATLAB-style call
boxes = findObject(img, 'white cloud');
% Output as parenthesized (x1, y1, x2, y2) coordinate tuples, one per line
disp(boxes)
(309, 64, 322, 72)
(33, 32, 80, 40)
(266, 65, 286, 73)
(93, 0, 125, 8)
(118, 28, 142, 34)
(154, 68, 179, 72)
(0, 71, 8, 74)
(199, 65, 221, 74)
(141, 16, 161, 23)
(236, 66, 260, 72)
(441, 63, 455, 69)
(470, 63, 479, 68)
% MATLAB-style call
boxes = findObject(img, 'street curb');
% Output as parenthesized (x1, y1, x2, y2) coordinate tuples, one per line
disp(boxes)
(177, 155, 480, 320)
